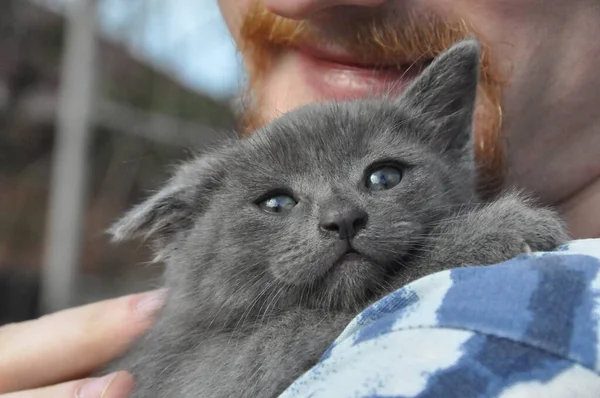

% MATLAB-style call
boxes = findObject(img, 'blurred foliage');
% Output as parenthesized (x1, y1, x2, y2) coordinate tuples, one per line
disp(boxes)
(102, 51, 233, 127)
(0, 0, 236, 310)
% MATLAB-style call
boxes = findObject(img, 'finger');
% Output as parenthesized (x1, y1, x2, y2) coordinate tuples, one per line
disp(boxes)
(0, 289, 165, 393)
(0, 371, 135, 398)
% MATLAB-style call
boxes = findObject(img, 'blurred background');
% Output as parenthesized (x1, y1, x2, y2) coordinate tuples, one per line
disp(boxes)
(0, 0, 242, 324)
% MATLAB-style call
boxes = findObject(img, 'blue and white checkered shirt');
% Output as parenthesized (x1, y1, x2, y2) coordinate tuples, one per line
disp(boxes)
(281, 239, 600, 398)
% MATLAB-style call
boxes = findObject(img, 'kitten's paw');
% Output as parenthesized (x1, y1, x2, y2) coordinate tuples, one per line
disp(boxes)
(468, 191, 570, 262)
(521, 242, 533, 254)
(402, 192, 570, 285)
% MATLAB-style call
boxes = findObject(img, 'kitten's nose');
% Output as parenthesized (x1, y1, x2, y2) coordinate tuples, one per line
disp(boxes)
(319, 208, 368, 240)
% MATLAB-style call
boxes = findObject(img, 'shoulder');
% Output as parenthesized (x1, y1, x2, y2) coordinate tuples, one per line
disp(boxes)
(281, 239, 600, 398)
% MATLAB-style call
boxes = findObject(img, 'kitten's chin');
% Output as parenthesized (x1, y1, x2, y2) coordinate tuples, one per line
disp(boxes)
(314, 255, 389, 311)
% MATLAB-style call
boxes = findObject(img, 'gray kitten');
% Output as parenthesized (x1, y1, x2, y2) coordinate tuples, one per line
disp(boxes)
(103, 40, 568, 397)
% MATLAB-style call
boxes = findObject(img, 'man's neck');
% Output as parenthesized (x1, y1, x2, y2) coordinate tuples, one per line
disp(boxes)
(503, 90, 600, 240)
(559, 175, 600, 239)
(505, 119, 600, 240)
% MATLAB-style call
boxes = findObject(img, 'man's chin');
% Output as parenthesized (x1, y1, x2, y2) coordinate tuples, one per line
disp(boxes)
(238, 55, 317, 132)
(239, 50, 425, 133)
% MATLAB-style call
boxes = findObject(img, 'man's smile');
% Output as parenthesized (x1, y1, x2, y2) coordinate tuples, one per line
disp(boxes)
(292, 42, 433, 100)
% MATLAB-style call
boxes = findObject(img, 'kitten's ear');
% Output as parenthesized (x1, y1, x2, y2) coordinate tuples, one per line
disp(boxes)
(400, 38, 481, 155)
(108, 155, 223, 242)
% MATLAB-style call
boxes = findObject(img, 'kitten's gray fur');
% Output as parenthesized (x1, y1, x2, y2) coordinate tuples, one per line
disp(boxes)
(103, 40, 569, 397)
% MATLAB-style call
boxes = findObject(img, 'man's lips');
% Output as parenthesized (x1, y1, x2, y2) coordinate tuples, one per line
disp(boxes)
(292, 43, 431, 100)
(293, 41, 418, 68)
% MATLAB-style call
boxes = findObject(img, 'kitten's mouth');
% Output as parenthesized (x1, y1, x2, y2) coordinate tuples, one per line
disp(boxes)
(316, 244, 388, 310)
(334, 246, 369, 266)
(341, 248, 362, 261)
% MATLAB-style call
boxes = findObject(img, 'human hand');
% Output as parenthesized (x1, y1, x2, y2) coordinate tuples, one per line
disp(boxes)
(0, 289, 165, 397)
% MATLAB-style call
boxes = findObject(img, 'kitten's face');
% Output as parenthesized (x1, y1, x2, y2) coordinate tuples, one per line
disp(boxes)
(111, 40, 481, 313)
(179, 104, 472, 310)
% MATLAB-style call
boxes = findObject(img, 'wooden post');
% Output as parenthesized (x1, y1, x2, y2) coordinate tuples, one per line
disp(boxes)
(41, 0, 97, 313)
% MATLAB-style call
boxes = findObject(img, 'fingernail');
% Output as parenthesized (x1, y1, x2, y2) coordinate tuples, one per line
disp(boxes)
(135, 288, 167, 318)
(78, 373, 118, 398)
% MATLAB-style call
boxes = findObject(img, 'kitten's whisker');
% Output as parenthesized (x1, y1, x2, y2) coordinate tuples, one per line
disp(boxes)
(205, 269, 271, 330)
(229, 277, 279, 337)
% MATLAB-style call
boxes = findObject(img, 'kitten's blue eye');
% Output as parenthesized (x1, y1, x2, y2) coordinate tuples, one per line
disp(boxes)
(259, 194, 297, 213)
(366, 166, 402, 191)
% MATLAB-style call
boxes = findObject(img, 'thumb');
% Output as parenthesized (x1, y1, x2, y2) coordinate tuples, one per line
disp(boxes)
(77, 371, 135, 398)
(0, 371, 135, 398)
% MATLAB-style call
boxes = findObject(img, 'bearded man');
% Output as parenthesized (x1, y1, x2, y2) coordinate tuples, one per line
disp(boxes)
(2, 1, 599, 397)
